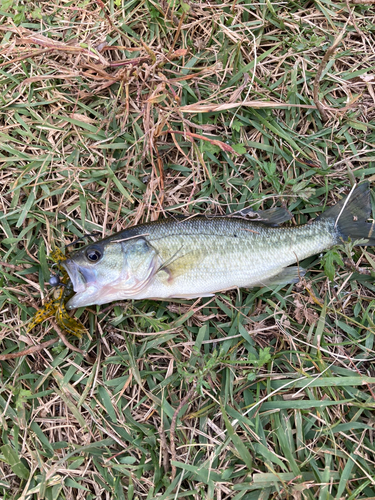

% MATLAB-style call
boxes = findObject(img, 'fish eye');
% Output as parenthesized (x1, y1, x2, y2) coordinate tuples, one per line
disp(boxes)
(85, 246, 103, 263)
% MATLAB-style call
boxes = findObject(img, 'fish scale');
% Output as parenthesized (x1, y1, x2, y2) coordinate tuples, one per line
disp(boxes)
(138, 219, 336, 299)
(61, 183, 375, 309)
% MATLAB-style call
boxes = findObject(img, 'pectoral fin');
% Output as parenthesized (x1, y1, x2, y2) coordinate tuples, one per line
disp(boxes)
(156, 249, 205, 283)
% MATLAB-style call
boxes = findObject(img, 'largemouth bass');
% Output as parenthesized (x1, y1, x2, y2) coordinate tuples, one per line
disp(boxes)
(62, 183, 375, 309)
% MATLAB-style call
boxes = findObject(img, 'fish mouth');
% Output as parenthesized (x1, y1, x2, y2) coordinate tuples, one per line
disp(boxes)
(61, 259, 88, 294)
(61, 259, 101, 309)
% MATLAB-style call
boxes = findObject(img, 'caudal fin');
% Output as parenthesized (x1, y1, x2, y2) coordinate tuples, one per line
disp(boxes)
(317, 182, 375, 246)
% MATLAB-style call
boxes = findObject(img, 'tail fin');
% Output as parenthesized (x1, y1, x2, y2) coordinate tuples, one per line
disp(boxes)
(317, 182, 375, 246)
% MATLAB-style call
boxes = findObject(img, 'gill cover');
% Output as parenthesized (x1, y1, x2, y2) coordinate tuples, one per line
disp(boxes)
(64, 237, 158, 309)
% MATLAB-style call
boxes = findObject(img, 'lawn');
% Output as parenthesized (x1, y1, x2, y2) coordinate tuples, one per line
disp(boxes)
(1, 1, 375, 499)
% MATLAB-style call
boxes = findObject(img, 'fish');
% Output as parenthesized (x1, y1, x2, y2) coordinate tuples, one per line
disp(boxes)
(62, 183, 375, 310)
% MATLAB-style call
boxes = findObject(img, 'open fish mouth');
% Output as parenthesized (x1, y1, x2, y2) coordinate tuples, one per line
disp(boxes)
(61, 259, 109, 310)
(61, 259, 87, 293)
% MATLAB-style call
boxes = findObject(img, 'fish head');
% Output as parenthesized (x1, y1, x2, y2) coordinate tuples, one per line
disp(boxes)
(62, 237, 157, 309)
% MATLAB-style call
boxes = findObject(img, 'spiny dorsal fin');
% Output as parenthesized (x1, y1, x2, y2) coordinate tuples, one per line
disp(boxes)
(164, 206, 293, 227)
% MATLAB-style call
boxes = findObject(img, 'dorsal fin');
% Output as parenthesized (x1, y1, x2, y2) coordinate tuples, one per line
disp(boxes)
(163, 206, 293, 227)
(232, 206, 293, 226)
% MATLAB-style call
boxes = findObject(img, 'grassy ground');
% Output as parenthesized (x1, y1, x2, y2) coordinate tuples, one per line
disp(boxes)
(1, 0, 375, 498)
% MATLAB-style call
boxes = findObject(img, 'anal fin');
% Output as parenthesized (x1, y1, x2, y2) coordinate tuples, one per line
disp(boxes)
(258, 266, 305, 287)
